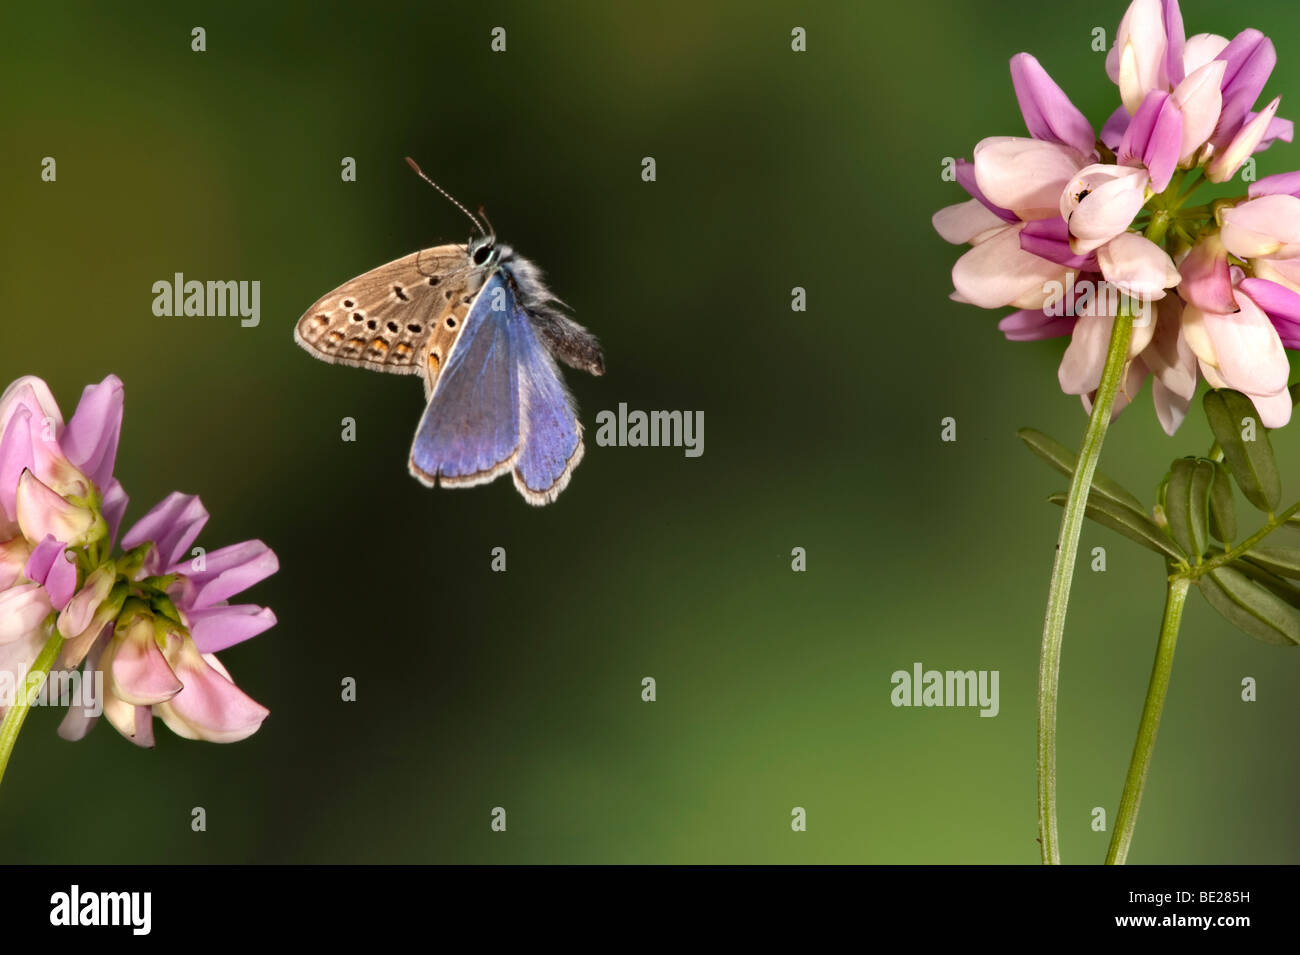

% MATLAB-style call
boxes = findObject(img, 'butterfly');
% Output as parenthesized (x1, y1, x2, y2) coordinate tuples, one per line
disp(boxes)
(294, 159, 604, 505)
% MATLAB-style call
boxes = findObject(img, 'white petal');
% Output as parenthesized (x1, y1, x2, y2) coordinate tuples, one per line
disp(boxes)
(932, 199, 1007, 245)
(951, 224, 1069, 309)
(974, 137, 1088, 220)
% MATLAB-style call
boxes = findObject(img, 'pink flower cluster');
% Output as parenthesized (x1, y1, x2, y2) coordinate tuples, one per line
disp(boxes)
(0, 375, 276, 746)
(935, 0, 1300, 432)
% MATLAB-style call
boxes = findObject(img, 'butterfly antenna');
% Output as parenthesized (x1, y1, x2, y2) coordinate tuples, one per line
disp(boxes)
(404, 157, 487, 238)
(476, 205, 496, 240)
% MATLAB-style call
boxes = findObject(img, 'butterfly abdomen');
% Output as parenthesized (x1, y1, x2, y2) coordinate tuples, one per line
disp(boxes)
(498, 254, 605, 377)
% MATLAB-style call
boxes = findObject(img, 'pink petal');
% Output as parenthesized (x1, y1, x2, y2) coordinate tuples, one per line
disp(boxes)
(0, 583, 52, 645)
(1098, 232, 1180, 299)
(131, 706, 155, 748)
(1118, 90, 1183, 192)
(57, 565, 115, 642)
(100, 479, 129, 547)
(188, 604, 277, 654)
(56, 637, 104, 741)
(156, 646, 269, 743)
(0, 380, 83, 498)
(1245, 388, 1293, 428)
(1211, 30, 1277, 153)
(950, 224, 1068, 310)
(1010, 52, 1096, 154)
(1115, 0, 1168, 113)
(998, 309, 1076, 342)
(24, 534, 76, 609)
(1019, 217, 1098, 269)
(0, 538, 31, 591)
(953, 158, 1017, 221)
(1062, 165, 1149, 253)
(15, 470, 94, 545)
(1144, 296, 1199, 400)
(1207, 96, 1281, 183)
(1253, 256, 1300, 294)
(0, 623, 48, 722)
(1251, 114, 1293, 153)
(0, 377, 63, 437)
(102, 689, 148, 745)
(61, 375, 123, 491)
(932, 199, 1007, 245)
(1152, 378, 1192, 434)
(1237, 279, 1300, 349)
(1221, 194, 1300, 259)
(1240, 277, 1300, 318)
(1249, 170, 1300, 199)
(1196, 292, 1290, 395)
(1101, 106, 1131, 149)
(1170, 60, 1226, 164)
(1182, 33, 1230, 76)
(973, 137, 1088, 220)
(174, 539, 280, 610)
(107, 627, 183, 706)
(1081, 360, 1149, 420)
(1179, 234, 1237, 312)
(23, 535, 60, 586)
(1160, 0, 1186, 87)
(0, 407, 35, 527)
(122, 491, 209, 572)
(1058, 313, 1113, 395)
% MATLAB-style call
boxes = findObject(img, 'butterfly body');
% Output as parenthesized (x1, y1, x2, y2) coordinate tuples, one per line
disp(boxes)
(295, 232, 603, 505)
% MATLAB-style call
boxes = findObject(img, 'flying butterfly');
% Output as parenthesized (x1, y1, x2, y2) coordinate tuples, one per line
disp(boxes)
(294, 159, 604, 505)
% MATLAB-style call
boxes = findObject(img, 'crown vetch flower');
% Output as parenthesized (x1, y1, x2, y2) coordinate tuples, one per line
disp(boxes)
(0, 375, 124, 717)
(0, 375, 278, 749)
(935, 0, 1300, 433)
(57, 492, 277, 747)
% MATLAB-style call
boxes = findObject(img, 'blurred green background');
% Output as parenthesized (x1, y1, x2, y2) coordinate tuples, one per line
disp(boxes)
(2, 0, 1298, 864)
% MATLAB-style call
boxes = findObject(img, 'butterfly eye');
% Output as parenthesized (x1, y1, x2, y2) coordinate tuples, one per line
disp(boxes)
(472, 244, 493, 266)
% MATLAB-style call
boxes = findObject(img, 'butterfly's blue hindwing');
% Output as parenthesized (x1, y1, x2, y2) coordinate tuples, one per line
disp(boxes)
(408, 266, 583, 504)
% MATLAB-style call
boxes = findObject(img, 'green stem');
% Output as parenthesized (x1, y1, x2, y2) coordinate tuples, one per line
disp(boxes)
(1036, 304, 1134, 864)
(1144, 210, 1172, 245)
(1105, 576, 1189, 865)
(1171, 204, 1213, 221)
(1175, 169, 1203, 202)
(0, 625, 65, 793)
(1191, 501, 1300, 578)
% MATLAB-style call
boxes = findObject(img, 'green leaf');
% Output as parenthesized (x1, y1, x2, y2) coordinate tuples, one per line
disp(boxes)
(1048, 492, 1183, 561)
(1242, 522, 1300, 578)
(1203, 389, 1281, 513)
(1232, 558, 1300, 611)
(1018, 428, 1147, 514)
(1164, 457, 1214, 559)
(1208, 461, 1237, 543)
(1197, 565, 1300, 646)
